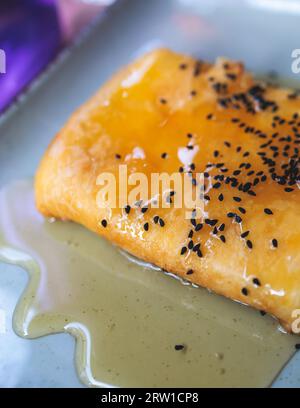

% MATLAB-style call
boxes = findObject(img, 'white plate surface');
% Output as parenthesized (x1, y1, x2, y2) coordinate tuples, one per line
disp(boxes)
(0, 0, 299, 387)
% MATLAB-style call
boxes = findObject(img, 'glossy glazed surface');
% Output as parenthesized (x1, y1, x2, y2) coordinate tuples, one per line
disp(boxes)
(1, 0, 300, 387)
(36, 49, 300, 331)
(0, 180, 298, 387)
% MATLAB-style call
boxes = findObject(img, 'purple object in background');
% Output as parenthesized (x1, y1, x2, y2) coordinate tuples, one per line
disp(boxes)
(0, 0, 61, 113)
(0, 0, 106, 114)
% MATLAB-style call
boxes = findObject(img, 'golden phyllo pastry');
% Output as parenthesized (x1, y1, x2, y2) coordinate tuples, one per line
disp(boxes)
(35, 49, 300, 332)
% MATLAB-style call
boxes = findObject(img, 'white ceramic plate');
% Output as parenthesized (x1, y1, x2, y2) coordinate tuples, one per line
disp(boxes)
(0, 0, 299, 387)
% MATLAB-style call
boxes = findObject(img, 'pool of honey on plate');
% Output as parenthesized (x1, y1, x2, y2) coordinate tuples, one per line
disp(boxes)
(0, 179, 298, 387)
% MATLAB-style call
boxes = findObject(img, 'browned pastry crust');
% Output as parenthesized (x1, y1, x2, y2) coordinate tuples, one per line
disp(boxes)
(35, 49, 300, 333)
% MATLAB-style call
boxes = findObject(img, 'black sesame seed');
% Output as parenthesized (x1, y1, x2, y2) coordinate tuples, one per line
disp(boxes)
(264, 208, 273, 215)
(188, 230, 194, 239)
(218, 193, 224, 202)
(186, 269, 194, 275)
(153, 215, 159, 224)
(191, 218, 197, 227)
(253, 277, 261, 286)
(195, 223, 203, 232)
(243, 182, 252, 192)
(233, 196, 242, 202)
(124, 205, 131, 214)
(260, 310, 266, 316)
(241, 231, 249, 238)
(241, 287, 249, 296)
(246, 240, 253, 249)
(174, 344, 185, 351)
(234, 215, 242, 223)
(248, 190, 256, 197)
(205, 219, 218, 226)
(197, 249, 203, 258)
(159, 218, 165, 227)
(272, 238, 278, 248)
(141, 206, 148, 214)
(227, 212, 235, 218)
(226, 73, 237, 80)
(144, 222, 149, 231)
(193, 243, 200, 252)
(115, 153, 121, 159)
(220, 235, 226, 243)
(238, 207, 246, 214)
(188, 240, 194, 250)
(160, 98, 167, 104)
(181, 246, 187, 255)
(161, 152, 168, 159)
(101, 219, 107, 228)
(194, 60, 202, 77)
(219, 223, 225, 232)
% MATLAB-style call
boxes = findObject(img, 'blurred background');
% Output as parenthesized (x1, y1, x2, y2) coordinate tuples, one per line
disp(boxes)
(0, 0, 116, 113)
(0, 0, 300, 389)
(1, 0, 300, 114)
